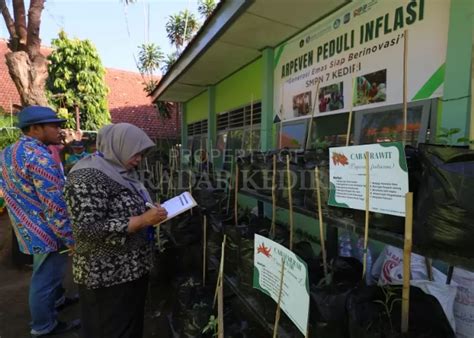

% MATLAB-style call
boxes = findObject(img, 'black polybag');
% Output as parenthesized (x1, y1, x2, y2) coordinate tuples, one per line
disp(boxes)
(415, 144, 474, 255)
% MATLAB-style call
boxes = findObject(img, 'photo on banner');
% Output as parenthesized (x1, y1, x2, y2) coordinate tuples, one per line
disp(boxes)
(318, 82, 344, 113)
(292, 91, 312, 117)
(354, 69, 387, 107)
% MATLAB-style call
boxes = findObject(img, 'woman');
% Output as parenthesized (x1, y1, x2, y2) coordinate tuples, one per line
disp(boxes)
(64, 123, 167, 338)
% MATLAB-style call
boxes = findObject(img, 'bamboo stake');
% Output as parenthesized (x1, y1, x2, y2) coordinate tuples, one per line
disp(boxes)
(279, 119, 284, 149)
(402, 29, 408, 145)
(214, 235, 227, 307)
(217, 280, 224, 338)
(271, 154, 277, 238)
(272, 258, 286, 338)
(159, 163, 164, 195)
(189, 169, 193, 215)
(202, 215, 207, 286)
(144, 157, 149, 173)
(425, 258, 433, 282)
(401, 192, 413, 333)
(75, 106, 80, 131)
(279, 85, 284, 148)
(234, 164, 239, 226)
(286, 155, 294, 251)
(362, 152, 370, 278)
(315, 167, 328, 279)
(249, 94, 254, 152)
(305, 81, 320, 150)
(346, 77, 355, 146)
(156, 224, 161, 251)
(226, 158, 234, 214)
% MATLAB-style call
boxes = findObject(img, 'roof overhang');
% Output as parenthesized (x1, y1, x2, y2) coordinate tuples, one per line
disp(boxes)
(152, 0, 351, 103)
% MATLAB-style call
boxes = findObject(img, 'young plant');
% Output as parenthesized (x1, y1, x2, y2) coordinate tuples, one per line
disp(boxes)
(437, 127, 474, 146)
(202, 315, 218, 337)
(373, 285, 402, 333)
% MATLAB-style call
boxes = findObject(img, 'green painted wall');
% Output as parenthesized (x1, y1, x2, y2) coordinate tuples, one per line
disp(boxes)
(215, 58, 263, 113)
(439, 0, 473, 139)
(185, 91, 209, 124)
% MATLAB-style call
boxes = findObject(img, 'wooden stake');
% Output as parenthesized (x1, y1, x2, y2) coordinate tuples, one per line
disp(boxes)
(217, 281, 224, 338)
(315, 167, 328, 279)
(273, 258, 286, 338)
(401, 192, 413, 334)
(362, 152, 370, 278)
(279, 119, 284, 149)
(189, 169, 193, 215)
(226, 158, 234, 214)
(249, 94, 254, 152)
(402, 29, 408, 145)
(305, 81, 320, 150)
(202, 215, 207, 286)
(346, 77, 355, 147)
(286, 155, 294, 251)
(425, 257, 433, 281)
(156, 225, 161, 251)
(279, 85, 284, 148)
(214, 235, 227, 307)
(144, 157, 149, 173)
(75, 105, 80, 131)
(159, 163, 164, 194)
(234, 164, 239, 226)
(271, 154, 277, 238)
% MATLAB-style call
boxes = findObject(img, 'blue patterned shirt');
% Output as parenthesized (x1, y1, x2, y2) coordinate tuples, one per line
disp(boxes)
(0, 136, 74, 254)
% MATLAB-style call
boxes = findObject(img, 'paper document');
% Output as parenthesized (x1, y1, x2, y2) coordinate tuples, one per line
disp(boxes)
(159, 191, 197, 223)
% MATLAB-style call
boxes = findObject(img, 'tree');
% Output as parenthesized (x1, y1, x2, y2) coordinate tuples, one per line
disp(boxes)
(165, 10, 199, 52)
(198, 0, 217, 19)
(0, 0, 49, 106)
(137, 43, 163, 95)
(46, 31, 111, 130)
(161, 51, 179, 74)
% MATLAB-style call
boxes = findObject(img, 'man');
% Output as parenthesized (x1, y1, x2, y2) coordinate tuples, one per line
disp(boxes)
(64, 140, 89, 174)
(0, 106, 80, 337)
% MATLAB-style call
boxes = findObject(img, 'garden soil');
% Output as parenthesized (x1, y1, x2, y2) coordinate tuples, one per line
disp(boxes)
(0, 213, 172, 338)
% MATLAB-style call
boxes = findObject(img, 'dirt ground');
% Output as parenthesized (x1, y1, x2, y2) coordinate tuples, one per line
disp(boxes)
(0, 213, 171, 338)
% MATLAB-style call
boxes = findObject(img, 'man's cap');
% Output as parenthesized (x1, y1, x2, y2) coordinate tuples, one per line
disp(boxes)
(17, 106, 67, 129)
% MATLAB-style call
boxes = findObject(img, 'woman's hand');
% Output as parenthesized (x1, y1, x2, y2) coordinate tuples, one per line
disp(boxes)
(141, 205, 168, 225)
(128, 205, 168, 233)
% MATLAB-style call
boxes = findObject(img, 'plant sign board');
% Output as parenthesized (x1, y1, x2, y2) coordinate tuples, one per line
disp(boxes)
(253, 234, 309, 336)
(329, 142, 409, 216)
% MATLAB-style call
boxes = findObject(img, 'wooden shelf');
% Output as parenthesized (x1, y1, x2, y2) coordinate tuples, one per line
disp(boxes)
(239, 189, 474, 271)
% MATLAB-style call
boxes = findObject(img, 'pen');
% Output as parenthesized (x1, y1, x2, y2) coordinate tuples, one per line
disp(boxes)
(145, 202, 157, 209)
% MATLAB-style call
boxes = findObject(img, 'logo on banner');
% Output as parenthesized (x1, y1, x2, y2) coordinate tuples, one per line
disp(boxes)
(257, 243, 272, 258)
(331, 152, 349, 166)
(343, 12, 351, 24)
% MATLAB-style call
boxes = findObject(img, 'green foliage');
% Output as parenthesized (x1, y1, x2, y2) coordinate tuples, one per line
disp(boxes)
(0, 115, 20, 150)
(202, 315, 218, 337)
(373, 286, 401, 333)
(161, 51, 179, 74)
(437, 127, 474, 146)
(46, 31, 111, 130)
(165, 10, 200, 51)
(198, 0, 217, 18)
(137, 43, 163, 75)
(137, 43, 163, 95)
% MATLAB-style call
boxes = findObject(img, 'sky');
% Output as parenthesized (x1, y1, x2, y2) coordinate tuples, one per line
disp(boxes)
(0, 0, 201, 72)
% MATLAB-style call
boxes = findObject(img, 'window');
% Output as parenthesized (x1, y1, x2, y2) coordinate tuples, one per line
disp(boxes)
(308, 113, 351, 149)
(353, 100, 432, 146)
(278, 120, 308, 150)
